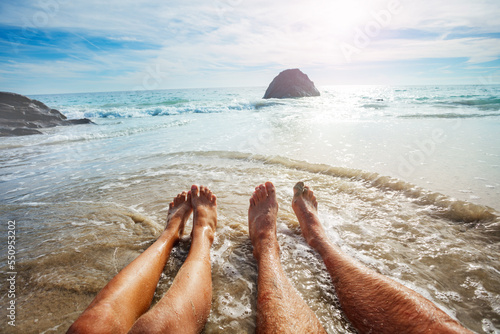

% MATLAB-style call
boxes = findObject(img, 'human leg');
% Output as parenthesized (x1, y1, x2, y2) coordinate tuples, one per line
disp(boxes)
(67, 192, 192, 334)
(292, 181, 472, 334)
(248, 182, 326, 334)
(129, 185, 217, 334)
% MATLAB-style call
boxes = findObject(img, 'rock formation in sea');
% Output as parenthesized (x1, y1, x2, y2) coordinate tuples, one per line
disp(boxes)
(0, 92, 93, 136)
(263, 69, 320, 99)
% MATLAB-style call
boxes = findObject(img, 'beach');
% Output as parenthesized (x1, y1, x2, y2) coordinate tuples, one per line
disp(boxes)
(0, 85, 499, 333)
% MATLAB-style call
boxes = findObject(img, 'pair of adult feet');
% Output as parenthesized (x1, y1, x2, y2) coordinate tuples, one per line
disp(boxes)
(248, 181, 327, 260)
(164, 182, 327, 334)
(165, 183, 472, 334)
(166, 181, 325, 262)
(165, 184, 217, 244)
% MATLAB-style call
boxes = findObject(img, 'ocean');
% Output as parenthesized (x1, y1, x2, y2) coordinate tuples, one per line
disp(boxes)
(1, 85, 499, 333)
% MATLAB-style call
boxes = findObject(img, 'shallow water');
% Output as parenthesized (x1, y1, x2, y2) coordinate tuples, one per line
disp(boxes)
(1, 85, 499, 333)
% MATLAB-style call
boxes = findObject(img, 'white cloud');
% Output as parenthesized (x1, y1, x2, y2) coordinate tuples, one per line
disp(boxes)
(349, 37, 500, 64)
(1, 0, 499, 93)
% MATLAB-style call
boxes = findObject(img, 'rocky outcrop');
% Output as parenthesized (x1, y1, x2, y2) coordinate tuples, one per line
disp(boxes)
(263, 69, 320, 99)
(0, 92, 93, 136)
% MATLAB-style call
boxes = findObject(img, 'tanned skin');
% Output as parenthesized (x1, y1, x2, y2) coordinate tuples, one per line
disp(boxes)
(68, 181, 471, 333)
(67, 185, 217, 334)
(291, 181, 472, 334)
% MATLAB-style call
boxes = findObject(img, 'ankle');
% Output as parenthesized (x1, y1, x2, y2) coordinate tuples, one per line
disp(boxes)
(308, 236, 328, 253)
(161, 225, 182, 241)
(192, 225, 215, 244)
(312, 237, 338, 259)
(253, 236, 280, 262)
(299, 214, 328, 249)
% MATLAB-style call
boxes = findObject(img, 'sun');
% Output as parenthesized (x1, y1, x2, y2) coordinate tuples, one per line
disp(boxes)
(299, 0, 382, 39)
(327, 1, 369, 35)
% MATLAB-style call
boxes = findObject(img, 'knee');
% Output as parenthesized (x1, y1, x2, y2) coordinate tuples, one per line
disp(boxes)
(130, 305, 204, 334)
(129, 313, 165, 334)
(68, 303, 127, 334)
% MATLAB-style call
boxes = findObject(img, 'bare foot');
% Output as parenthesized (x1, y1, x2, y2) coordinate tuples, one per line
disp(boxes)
(248, 182, 280, 261)
(190, 185, 217, 243)
(292, 182, 328, 250)
(165, 191, 193, 239)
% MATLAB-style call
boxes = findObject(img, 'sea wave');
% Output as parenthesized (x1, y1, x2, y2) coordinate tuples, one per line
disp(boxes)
(38, 86, 500, 121)
(253, 100, 288, 110)
(432, 97, 500, 111)
(361, 103, 388, 109)
(184, 151, 499, 226)
(400, 112, 500, 119)
(452, 97, 500, 107)
(60, 101, 258, 119)
(0, 119, 191, 150)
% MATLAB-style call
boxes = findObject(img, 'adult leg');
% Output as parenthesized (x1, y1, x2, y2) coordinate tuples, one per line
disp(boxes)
(292, 181, 472, 334)
(248, 182, 326, 334)
(129, 185, 217, 334)
(68, 191, 193, 334)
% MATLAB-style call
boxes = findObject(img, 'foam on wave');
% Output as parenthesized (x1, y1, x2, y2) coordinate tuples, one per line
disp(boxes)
(189, 151, 499, 226)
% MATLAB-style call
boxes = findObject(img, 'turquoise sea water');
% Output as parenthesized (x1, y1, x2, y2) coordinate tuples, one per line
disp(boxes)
(1, 85, 499, 333)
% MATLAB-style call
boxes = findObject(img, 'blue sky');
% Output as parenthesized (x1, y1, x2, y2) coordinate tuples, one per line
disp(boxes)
(1, 0, 499, 94)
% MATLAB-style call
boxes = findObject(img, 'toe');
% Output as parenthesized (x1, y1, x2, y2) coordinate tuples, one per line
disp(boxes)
(258, 184, 267, 199)
(191, 185, 199, 197)
(307, 188, 316, 201)
(205, 187, 213, 201)
(265, 181, 275, 196)
(175, 192, 185, 205)
(294, 182, 305, 196)
(254, 187, 261, 201)
(252, 190, 259, 203)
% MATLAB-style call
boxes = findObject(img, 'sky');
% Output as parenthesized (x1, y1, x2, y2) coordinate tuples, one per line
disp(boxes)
(0, 0, 499, 94)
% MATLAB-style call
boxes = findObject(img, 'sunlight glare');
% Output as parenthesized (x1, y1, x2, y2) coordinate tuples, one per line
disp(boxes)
(299, 0, 376, 40)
